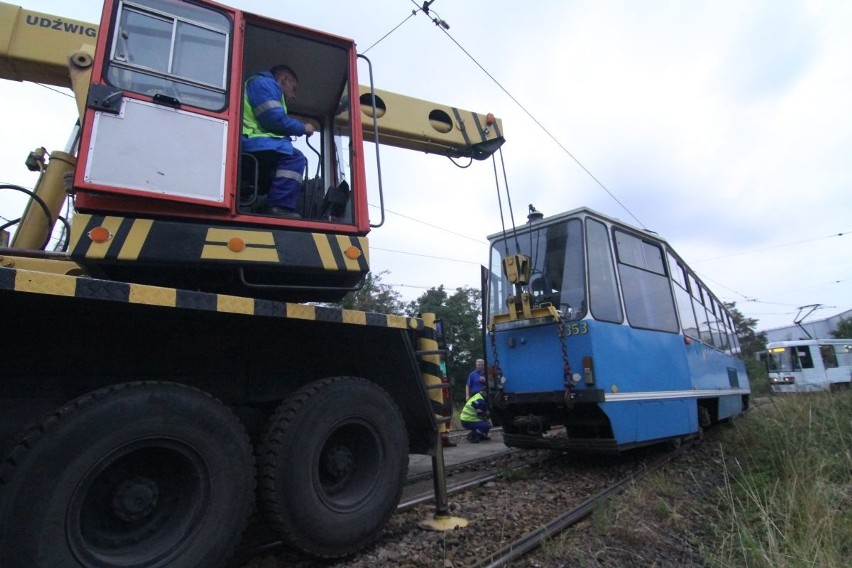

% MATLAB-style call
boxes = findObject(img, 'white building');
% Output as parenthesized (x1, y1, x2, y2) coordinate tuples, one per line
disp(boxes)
(763, 308, 852, 343)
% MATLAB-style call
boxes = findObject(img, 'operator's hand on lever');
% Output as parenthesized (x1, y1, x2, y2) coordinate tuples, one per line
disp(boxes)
(304, 121, 316, 137)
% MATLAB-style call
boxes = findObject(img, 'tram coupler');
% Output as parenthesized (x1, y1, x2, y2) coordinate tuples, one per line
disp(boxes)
(418, 431, 468, 531)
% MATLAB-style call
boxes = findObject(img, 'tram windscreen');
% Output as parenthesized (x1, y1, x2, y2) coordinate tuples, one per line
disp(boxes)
(767, 346, 813, 372)
(488, 219, 586, 320)
(767, 347, 796, 372)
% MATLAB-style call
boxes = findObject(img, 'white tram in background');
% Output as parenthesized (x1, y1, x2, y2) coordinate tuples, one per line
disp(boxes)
(766, 339, 852, 393)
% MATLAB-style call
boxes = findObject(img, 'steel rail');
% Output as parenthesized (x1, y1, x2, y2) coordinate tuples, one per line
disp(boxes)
(397, 471, 498, 511)
(471, 442, 690, 568)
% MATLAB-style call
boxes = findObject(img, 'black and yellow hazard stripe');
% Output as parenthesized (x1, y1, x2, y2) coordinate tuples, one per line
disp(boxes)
(416, 313, 453, 429)
(356, 86, 504, 160)
(68, 213, 370, 275)
(0, 266, 422, 331)
(450, 106, 503, 149)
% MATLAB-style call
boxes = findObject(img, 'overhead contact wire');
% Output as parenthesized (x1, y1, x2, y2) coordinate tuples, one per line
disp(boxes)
(424, 17, 645, 229)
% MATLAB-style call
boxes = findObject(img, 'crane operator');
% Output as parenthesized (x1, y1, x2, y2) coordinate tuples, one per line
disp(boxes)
(242, 64, 315, 219)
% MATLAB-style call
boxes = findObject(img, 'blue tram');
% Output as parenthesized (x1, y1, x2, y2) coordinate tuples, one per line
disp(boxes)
(485, 207, 749, 452)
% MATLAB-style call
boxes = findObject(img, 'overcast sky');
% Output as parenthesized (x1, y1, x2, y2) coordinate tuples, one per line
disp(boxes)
(1, 0, 849, 332)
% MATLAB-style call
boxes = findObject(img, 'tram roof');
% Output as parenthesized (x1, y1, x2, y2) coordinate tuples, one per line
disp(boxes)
(487, 206, 663, 243)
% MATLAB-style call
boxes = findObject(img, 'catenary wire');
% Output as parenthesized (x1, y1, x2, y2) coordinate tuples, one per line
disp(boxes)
(361, 10, 418, 54)
(371, 246, 480, 265)
(368, 202, 486, 244)
(408, 2, 646, 230)
(692, 230, 850, 263)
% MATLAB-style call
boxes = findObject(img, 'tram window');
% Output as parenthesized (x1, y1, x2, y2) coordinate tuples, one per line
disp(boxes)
(614, 230, 678, 332)
(718, 321, 731, 352)
(693, 285, 713, 345)
(820, 346, 839, 368)
(489, 219, 586, 321)
(795, 346, 814, 369)
(673, 282, 699, 339)
(488, 247, 508, 317)
(587, 219, 623, 323)
(695, 305, 713, 345)
(559, 220, 587, 320)
(723, 311, 736, 355)
(731, 321, 742, 355)
(525, 220, 586, 319)
(708, 297, 724, 350)
(836, 344, 852, 367)
(688, 274, 703, 303)
(668, 252, 698, 337)
(767, 349, 789, 372)
(667, 252, 687, 288)
(615, 230, 666, 274)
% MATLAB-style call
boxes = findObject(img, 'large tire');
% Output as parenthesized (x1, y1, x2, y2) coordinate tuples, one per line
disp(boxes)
(0, 382, 255, 568)
(258, 377, 408, 558)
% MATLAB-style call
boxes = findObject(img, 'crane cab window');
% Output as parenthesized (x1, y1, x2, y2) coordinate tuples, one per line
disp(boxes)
(106, 0, 230, 110)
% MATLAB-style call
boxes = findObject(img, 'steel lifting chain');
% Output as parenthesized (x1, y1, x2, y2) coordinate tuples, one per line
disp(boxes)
(556, 319, 575, 408)
(489, 330, 502, 385)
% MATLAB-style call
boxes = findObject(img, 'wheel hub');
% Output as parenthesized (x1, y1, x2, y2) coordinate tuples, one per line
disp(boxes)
(323, 445, 354, 481)
(111, 476, 159, 522)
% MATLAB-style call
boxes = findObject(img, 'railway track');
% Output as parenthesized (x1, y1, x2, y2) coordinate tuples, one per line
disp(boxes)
(469, 443, 686, 568)
(233, 432, 687, 567)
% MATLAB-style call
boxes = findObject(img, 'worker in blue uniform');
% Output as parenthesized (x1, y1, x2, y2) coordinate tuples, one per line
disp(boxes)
(242, 64, 315, 218)
(460, 391, 491, 443)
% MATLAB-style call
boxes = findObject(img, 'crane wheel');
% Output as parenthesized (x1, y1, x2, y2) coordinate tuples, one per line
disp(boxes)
(0, 381, 255, 568)
(258, 376, 408, 558)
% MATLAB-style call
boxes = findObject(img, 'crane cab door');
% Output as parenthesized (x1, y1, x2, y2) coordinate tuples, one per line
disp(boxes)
(74, 0, 368, 233)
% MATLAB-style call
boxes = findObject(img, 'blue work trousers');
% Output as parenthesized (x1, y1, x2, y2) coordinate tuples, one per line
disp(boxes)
(461, 420, 491, 441)
(268, 149, 307, 209)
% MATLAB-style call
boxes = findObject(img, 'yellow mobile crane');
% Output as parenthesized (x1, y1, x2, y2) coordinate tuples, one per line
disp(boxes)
(0, 1, 504, 566)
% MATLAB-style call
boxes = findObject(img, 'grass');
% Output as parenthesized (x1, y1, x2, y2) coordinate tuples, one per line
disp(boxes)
(530, 389, 852, 567)
(708, 390, 852, 567)
(498, 465, 530, 482)
(746, 357, 770, 397)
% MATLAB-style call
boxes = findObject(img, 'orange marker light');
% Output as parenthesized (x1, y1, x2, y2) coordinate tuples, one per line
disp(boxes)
(228, 237, 246, 252)
(88, 226, 112, 243)
(344, 246, 361, 260)
(486, 113, 495, 126)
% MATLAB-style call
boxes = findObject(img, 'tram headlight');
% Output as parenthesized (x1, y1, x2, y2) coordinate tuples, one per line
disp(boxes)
(769, 375, 795, 384)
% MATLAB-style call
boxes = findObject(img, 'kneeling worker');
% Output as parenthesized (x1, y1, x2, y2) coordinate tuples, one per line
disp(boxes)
(460, 391, 491, 443)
